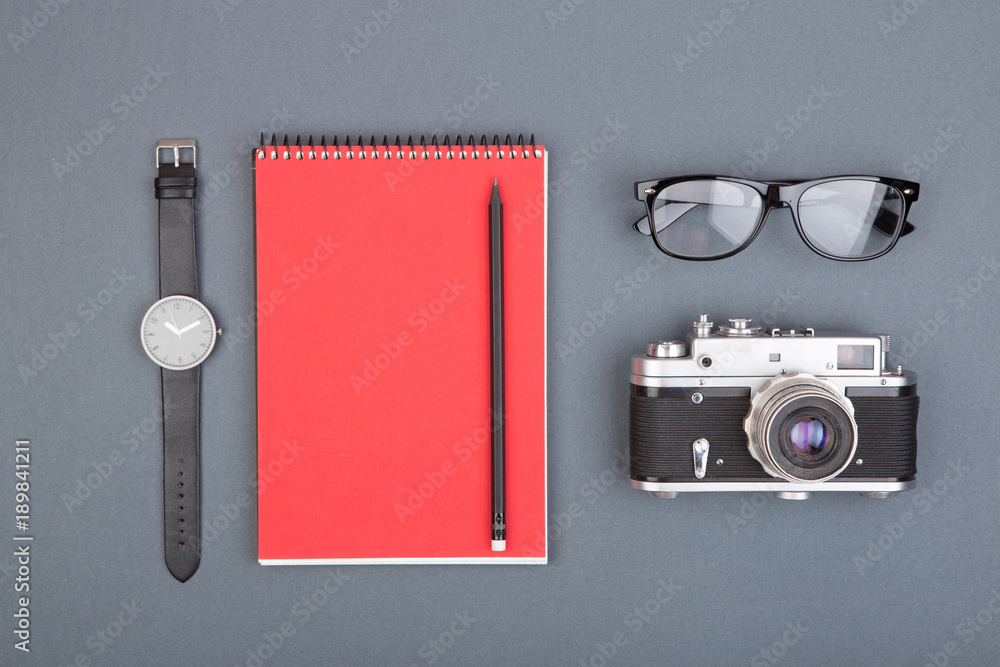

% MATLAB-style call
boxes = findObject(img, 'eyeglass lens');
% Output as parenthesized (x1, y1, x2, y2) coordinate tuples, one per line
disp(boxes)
(797, 180, 903, 258)
(651, 180, 762, 257)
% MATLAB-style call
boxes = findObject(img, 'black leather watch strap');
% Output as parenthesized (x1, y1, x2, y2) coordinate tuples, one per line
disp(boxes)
(161, 367, 200, 582)
(155, 163, 199, 299)
(155, 145, 201, 582)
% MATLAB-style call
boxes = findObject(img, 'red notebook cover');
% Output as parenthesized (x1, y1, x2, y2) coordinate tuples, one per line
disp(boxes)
(254, 138, 547, 563)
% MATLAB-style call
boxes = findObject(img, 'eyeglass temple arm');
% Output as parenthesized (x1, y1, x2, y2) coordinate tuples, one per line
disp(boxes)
(632, 215, 652, 235)
(872, 203, 917, 238)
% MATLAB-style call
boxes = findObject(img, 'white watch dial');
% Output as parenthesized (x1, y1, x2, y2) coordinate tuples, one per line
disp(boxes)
(141, 296, 217, 370)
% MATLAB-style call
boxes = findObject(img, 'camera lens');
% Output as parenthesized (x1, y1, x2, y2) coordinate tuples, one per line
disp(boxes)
(772, 405, 849, 474)
(789, 418, 827, 456)
(744, 374, 858, 483)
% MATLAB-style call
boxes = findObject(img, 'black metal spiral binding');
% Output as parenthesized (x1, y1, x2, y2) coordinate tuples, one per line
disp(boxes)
(256, 134, 541, 160)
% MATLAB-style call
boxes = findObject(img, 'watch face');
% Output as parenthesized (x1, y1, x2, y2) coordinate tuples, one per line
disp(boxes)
(140, 296, 217, 370)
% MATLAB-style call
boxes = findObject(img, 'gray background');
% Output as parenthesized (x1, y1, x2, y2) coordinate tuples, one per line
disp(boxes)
(0, 1, 997, 665)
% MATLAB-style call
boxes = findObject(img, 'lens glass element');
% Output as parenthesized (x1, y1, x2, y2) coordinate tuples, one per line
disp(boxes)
(788, 417, 828, 456)
(652, 180, 762, 257)
(797, 180, 903, 258)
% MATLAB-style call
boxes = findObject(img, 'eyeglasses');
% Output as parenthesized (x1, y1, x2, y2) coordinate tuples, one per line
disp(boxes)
(633, 175, 919, 261)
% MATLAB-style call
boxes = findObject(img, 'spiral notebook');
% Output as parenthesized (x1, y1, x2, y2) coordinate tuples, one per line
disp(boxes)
(254, 135, 547, 564)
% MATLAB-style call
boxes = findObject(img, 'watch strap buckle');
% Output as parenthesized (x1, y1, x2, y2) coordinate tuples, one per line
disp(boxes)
(156, 139, 197, 168)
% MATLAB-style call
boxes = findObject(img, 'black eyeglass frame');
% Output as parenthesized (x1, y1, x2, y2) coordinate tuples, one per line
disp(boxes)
(632, 175, 919, 262)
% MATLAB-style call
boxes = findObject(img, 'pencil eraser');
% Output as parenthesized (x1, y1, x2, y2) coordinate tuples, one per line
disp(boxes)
(492, 540, 506, 552)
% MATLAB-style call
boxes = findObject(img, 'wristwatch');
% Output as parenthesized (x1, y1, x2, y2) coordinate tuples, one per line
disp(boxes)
(140, 139, 219, 582)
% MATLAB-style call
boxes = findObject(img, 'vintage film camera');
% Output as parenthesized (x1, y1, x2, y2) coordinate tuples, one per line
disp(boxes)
(629, 314, 919, 499)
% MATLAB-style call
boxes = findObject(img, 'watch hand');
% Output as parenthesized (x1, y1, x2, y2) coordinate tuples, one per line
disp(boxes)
(164, 322, 181, 336)
(176, 320, 202, 335)
(169, 309, 179, 329)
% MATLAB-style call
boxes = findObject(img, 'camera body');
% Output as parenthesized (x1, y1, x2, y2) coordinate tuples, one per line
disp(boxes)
(629, 314, 919, 499)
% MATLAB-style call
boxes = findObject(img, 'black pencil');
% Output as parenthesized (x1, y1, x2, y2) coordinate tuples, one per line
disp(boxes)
(489, 177, 506, 551)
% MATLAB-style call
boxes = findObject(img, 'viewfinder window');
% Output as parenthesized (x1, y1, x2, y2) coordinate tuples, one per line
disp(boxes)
(836, 345, 874, 370)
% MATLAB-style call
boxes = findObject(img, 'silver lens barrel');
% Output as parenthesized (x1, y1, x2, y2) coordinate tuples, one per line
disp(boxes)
(744, 373, 858, 483)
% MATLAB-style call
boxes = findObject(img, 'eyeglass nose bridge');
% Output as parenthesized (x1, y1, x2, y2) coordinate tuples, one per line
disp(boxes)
(764, 185, 786, 208)
(762, 186, 798, 220)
